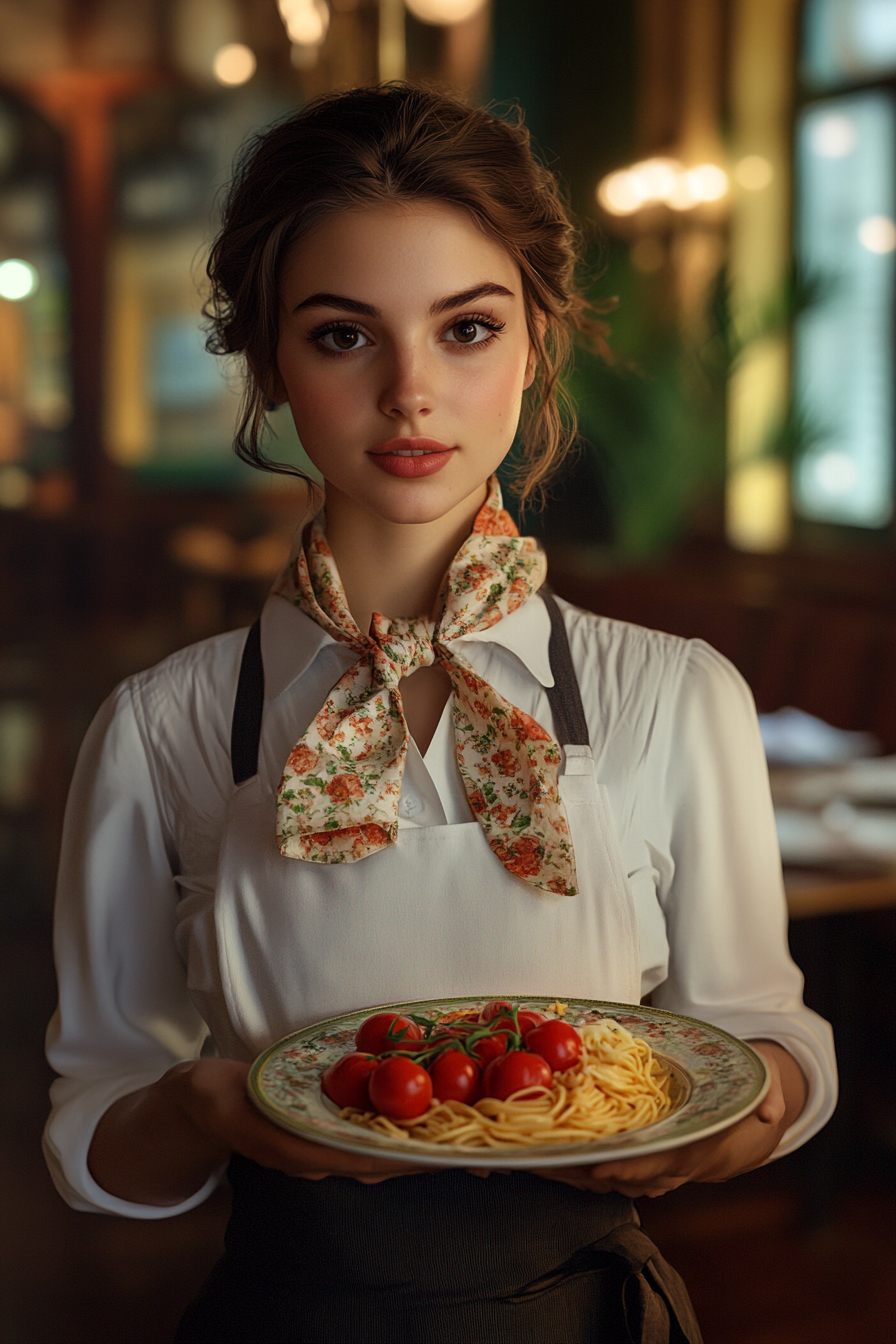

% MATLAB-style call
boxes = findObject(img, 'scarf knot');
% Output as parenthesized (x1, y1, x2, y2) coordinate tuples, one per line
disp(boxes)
(273, 477, 578, 896)
(368, 615, 436, 688)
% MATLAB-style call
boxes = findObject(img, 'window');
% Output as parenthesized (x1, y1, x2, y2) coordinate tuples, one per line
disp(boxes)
(793, 88, 895, 527)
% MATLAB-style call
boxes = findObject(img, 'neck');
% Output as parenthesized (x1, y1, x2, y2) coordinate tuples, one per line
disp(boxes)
(322, 481, 488, 633)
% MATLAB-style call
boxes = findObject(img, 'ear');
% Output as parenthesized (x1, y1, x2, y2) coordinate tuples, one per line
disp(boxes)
(524, 310, 548, 390)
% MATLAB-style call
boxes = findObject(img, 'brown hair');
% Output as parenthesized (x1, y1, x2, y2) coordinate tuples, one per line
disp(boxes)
(205, 83, 608, 506)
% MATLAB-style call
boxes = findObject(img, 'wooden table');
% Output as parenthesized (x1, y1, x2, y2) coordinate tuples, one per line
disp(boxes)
(784, 866, 896, 918)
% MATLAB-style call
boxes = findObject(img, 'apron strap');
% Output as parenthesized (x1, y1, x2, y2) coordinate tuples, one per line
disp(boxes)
(507, 1221, 703, 1344)
(592, 1222, 704, 1344)
(231, 618, 264, 785)
(541, 589, 590, 748)
(230, 592, 588, 785)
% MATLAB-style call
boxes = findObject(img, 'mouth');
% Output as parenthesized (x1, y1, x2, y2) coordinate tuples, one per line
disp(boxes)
(368, 437, 456, 478)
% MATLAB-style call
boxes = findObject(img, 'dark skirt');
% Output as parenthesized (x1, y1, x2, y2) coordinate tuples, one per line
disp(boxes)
(175, 1157, 701, 1344)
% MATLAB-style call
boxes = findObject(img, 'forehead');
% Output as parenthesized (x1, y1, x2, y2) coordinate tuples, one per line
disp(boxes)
(281, 201, 522, 303)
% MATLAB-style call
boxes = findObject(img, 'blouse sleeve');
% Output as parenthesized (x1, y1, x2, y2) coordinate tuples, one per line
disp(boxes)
(650, 640, 838, 1157)
(43, 681, 221, 1218)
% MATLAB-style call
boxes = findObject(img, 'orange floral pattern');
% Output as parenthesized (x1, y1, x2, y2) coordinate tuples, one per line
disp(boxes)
(273, 476, 577, 895)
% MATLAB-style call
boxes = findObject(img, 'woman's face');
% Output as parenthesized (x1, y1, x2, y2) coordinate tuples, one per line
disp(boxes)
(275, 201, 536, 526)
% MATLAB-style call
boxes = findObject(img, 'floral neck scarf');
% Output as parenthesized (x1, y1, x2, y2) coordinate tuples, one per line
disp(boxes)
(273, 476, 577, 896)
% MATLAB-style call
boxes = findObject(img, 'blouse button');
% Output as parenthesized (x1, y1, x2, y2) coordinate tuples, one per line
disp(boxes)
(400, 793, 424, 819)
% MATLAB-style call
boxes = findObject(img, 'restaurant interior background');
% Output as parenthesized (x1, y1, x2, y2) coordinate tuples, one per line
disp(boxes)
(1, 0, 894, 1339)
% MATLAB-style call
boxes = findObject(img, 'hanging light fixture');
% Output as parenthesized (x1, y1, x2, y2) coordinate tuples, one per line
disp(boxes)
(597, 157, 729, 217)
(278, 0, 331, 48)
(405, 0, 488, 24)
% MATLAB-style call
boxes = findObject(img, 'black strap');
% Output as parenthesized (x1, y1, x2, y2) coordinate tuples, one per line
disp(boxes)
(229, 593, 588, 784)
(542, 589, 590, 748)
(231, 619, 264, 785)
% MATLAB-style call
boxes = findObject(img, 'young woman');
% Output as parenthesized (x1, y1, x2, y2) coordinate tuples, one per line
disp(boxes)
(45, 85, 836, 1344)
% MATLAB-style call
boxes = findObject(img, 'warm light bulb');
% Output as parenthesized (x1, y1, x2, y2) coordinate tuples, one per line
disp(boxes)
(598, 156, 727, 216)
(684, 163, 728, 202)
(279, 0, 330, 46)
(405, 0, 487, 23)
(632, 157, 680, 203)
(212, 43, 257, 86)
(667, 175, 697, 211)
(597, 170, 645, 216)
(0, 258, 38, 301)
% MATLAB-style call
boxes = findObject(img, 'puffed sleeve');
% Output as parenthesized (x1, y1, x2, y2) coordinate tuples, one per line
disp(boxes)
(43, 681, 221, 1217)
(650, 640, 838, 1157)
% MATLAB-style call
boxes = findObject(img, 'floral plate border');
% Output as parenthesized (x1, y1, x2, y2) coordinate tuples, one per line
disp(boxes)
(247, 996, 770, 1169)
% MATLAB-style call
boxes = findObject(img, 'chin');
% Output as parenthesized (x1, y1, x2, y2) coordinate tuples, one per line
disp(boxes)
(370, 496, 468, 527)
(358, 473, 490, 527)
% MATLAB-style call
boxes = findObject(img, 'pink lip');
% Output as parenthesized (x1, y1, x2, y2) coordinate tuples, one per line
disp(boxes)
(368, 437, 456, 479)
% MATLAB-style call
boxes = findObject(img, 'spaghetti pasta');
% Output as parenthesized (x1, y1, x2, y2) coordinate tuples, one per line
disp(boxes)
(341, 1019, 677, 1148)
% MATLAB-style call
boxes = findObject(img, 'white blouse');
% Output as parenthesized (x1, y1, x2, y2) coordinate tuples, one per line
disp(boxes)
(44, 591, 837, 1218)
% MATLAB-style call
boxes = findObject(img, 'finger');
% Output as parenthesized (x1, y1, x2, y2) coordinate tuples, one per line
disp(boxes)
(755, 1092, 787, 1125)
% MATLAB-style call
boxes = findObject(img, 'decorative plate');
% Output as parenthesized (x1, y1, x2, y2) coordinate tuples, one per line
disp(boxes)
(248, 996, 770, 1169)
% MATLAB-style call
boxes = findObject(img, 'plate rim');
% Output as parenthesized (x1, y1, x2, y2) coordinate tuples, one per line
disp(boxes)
(247, 995, 771, 1169)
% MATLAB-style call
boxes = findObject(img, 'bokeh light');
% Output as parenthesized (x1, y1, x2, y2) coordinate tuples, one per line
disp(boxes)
(734, 155, 774, 190)
(858, 214, 896, 253)
(278, 0, 330, 46)
(405, 0, 488, 23)
(0, 258, 38, 301)
(810, 114, 857, 158)
(212, 43, 257, 86)
(598, 170, 644, 215)
(684, 163, 728, 202)
(0, 466, 33, 509)
(597, 159, 728, 216)
(812, 451, 859, 497)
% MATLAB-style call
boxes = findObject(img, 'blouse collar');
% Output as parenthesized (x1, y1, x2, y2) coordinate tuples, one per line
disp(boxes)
(261, 587, 555, 702)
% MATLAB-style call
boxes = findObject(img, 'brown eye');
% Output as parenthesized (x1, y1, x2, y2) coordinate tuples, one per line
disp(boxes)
(329, 328, 361, 350)
(452, 321, 480, 344)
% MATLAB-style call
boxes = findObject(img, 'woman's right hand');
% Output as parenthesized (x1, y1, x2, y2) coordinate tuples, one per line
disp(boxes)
(88, 1057, 429, 1207)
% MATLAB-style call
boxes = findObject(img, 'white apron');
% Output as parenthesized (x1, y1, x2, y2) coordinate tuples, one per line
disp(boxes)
(195, 603, 641, 1061)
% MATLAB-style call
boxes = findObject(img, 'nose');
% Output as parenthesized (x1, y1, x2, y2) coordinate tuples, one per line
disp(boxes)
(377, 344, 435, 422)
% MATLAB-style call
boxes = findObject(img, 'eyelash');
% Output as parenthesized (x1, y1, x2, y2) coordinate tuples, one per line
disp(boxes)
(307, 321, 367, 358)
(445, 313, 506, 350)
(306, 313, 506, 358)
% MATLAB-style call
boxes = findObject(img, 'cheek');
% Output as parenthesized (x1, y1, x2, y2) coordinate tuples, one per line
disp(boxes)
(458, 357, 527, 425)
(280, 361, 359, 444)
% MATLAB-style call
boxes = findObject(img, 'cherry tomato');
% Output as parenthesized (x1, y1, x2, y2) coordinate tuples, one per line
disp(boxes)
(429, 1050, 482, 1105)
(524, 1020, 583, 1072)
(470, 1032, 509, 1066)
(482, 1050, 552, 1101)
(368, 1057, 434, 1120)
(478, 999, 513, 1024)
(321, 1052, 378, 1109)
(355, 1013, 423, 1055)
(429, 1026, 472, 1044)
(518, 1010, 549, 1034)
(490, 1010, 549, 1036)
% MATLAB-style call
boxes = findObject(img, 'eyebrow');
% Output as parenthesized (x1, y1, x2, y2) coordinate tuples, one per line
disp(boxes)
(292, 282, 515, 318)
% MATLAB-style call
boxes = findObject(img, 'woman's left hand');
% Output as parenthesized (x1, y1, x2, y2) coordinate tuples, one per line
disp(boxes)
(529, 1040, 807, 1198)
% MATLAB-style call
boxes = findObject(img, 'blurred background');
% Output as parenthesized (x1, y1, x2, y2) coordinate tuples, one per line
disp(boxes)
(1, 1, 895, 1340)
